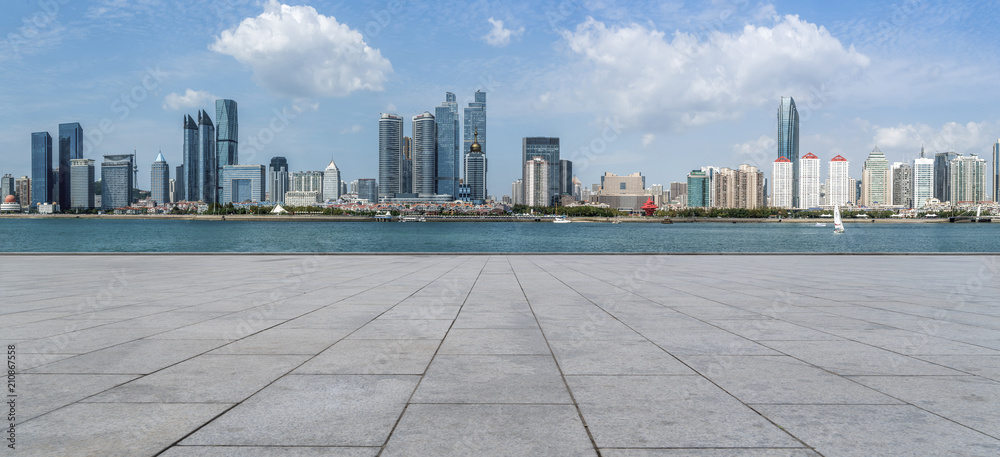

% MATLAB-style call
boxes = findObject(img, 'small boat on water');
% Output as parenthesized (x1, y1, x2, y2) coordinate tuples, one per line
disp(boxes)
(399, 216, 426, 222)
(815, 222, 827, 227)
(553, 215, 571, 223)
(833, 205, 845, 234)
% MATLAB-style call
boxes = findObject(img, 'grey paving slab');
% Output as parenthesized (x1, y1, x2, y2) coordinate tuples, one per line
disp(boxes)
(382, 404, 596, 456)
(27, 338, 229, 374)
(550, 339, 696, 375)
(85, 354, 308, 403)
(640, 327, 782, 356)
(706, 318, 841, 341)
(412, 354, 572, 404)
(452, 310, 539, 328)
(209, 328, 352, 355)
(755, 404, 1000, 457)
(18, 326, 173, 354)
(16, 373, 139, 423)
(568, 375, 801, 448)
(182, 374, 418, 447)
(16, 402, 231, 457)
(379, 304, 462, 319)
(294, 339, 439, 374)
(600, 450, 821, 457)
(346, 318, 453, 340)
(146, 318, 287, 341)
(160, 447, 380, 457)
(438, 328, 549, 355)
(681, 355, 900, 405)
(915, 355, 1000, 381)
(762, 339, 967, 376)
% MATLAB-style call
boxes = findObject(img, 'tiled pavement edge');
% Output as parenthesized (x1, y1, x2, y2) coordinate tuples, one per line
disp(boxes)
(2, 254, 1000, 456)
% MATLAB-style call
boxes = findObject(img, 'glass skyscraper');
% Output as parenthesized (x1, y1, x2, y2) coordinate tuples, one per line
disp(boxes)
(323, 160, 341, 201)
(993, 139, 999, 202)
(559, 159, 573, 198)
(862, 146, 890, 206)
(216, 99, 238, 199)
(933, 151, 960, 202)
(777, 97, 800, 208)
(221, 165, 266, 203)
(198, 110, 217, 204)
(269, 156, 289, 203)
(101, 154, 134, 210)
(435, 92, 459, 197)
(57, 123, 83, 209)
(913, 148, 934, 209)
(175, 165, 185, 202)
(522, 137, 560, 206)
(183, 114, 200, 201)
(412, 112, 437, 195)
(151, 152, 170, 205)
(686, 170, 710, 208)
(70, 158, 95, 210)
(31, 132, 52, 207)
(358, 178, 377, 202)
(464, 90, 486, 156)
(378, 113, 403, 198)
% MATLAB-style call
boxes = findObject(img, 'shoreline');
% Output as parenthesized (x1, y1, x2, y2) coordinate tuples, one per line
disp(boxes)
(0, 214, 960, 223)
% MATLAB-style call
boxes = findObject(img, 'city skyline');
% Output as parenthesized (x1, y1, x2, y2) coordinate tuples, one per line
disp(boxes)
(2, 1, 1000, 194)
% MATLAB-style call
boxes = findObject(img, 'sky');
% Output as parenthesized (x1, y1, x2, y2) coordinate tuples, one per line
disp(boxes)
(2, 0, 999, 196)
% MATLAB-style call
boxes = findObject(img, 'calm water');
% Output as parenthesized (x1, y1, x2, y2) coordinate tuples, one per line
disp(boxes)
(1, 219, 999, 253)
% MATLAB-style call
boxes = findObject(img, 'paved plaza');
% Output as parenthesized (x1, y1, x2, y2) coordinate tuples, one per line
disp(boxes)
(3, 254, 1000, 456)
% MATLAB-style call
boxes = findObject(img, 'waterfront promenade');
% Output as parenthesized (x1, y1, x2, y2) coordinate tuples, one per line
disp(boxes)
(4, 254, 1000, 456)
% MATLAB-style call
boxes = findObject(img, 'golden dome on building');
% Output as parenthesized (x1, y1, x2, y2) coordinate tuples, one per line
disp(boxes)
(470, 127, 482, 153)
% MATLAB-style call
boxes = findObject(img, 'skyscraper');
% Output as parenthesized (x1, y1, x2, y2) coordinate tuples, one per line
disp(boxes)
(799, 153, 820, 208)
(559, 160, 573, 199)
(522, 137, 560, 206)
(401, 136, 412, 194)
(198, 110, 217, 203)
(913, 148, 934, 208)
(57, 123, 83, 209)
(771, 157, 792, 208)
(101, 154, 134, 210)
(412, 112, 437, 195)
(70, 159, 95, 210)
(15, 176, 30, 207)
(934, 151, 960, 202)
(891, 162, 913, 208)
(151, 152, 170, 205)
(713, 164, 764, 209)
(31, 131, 52, 207)
(0, 175, 13, 199)
(465, 128, 486, 203)
(358, 178, 377, 202)
(323, 160, 341, 201)
(378, 113, 403, 198)
(291, 171, 324, 200)
(183, 114, 200, 201)
(949, 155, 987, 203)
(862, 146, 890, 206)
(215, 99, 238, 170)
(686, 170, 711, 208)
(435, 92, 460, 197)
(175, 165, 185, 202)
(269, 157, 289, 203)
(828, 155, 850, 206)
(221, 165, 266, 203)
(993, 139, 999, 202)
(524, 156, 549, 207)
(777, 97, 800, 208)
(464, 90, 486, 156)
(511, 179, 523, 205)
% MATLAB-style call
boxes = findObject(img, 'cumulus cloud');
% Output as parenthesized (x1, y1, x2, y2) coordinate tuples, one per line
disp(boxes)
(483, 17, 523, 47)
(553, 15, 870, 131)
(874, 121, 1000, 155)
(641, 134, 654, 147)
(210, 0, 392, 98)
(340, 124, 362, 134)
(162, 89, 218, 110)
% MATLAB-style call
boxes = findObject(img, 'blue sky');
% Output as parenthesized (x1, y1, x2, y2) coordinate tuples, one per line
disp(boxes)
(2, 0, 999, 195)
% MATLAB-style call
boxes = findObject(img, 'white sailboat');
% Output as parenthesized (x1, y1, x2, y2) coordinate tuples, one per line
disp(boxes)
(833, 205, 845, 233)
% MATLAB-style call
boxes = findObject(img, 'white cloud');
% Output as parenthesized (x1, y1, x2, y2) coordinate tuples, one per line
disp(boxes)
(483, 17, 524, 47)
(210, 0, 392, 98)
(553, 15, 870, 131)
(341, 124, 362, 134)
(874, 121, 1000, 156)
(162, 89, 218, 110)
(641, 134, 654, 147)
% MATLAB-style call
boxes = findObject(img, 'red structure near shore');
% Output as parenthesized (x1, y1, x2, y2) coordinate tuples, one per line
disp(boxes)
(641, 198, 658, 216)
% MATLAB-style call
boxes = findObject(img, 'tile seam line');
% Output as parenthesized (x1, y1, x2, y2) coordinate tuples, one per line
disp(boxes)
(3, 252, 1000, 256)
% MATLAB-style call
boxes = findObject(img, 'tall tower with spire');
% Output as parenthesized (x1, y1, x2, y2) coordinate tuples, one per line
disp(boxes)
(465, 127, 487, 203)
(777, 97, 800, 208)
(151, 152, 170, 204)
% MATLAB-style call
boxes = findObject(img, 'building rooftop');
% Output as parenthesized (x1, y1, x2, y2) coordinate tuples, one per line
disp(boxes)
(6, 254, 1000, 456)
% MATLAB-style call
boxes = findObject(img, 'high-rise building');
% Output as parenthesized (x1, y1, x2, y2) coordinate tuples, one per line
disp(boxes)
(522, 137, 560, 206)
(215, 99, 238, 172)
(269, 157, 288, 204)
(511, 179, 524, 205)
(993, 139, 999, 202)
(559, 160, 573, 199)
(0, 174, 13, 199)
(777, 97, 800, 208)
(670, 182, 687, 203)
(799, 153, 820, 208)
(69, 159, 94, 210)
(862, 146, 890, 206)
(713, 165, 764, 209)
(357, 178, 377, 202)
(934, 151, 960, 203)
(323, 160, 341, 201)
(198, 110, 217, 203)
(412, 112, 437, 195)
(15, 176, 30, 206)
(464, 90, 486, 157)
(686, 170, 711, 208)
(169, 179, 176, 203)
(913, 148, 934, 208)
(892, 162, 913, 208)
(31, 132, 52, 207)
(524, 156, 549, 207)
(828, 155, 850, 207)
(101, 154, 134, 210)
(291, 171, 324, 200)
(949, 155, 987, 203)
(57, 123, 83, 209)
(151, 152, 169, 205)
(175, 165, 185, 201)
(465, 128, 487, 203)
(183, 114, 200, 201)
(600, 172, 645, 195)
(435, 92, 460, 197)
(221, 165, 266, 203)
(401, 136, 412, 194)
(771, 157, 792, 208)
(378, 113, 403, 198)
